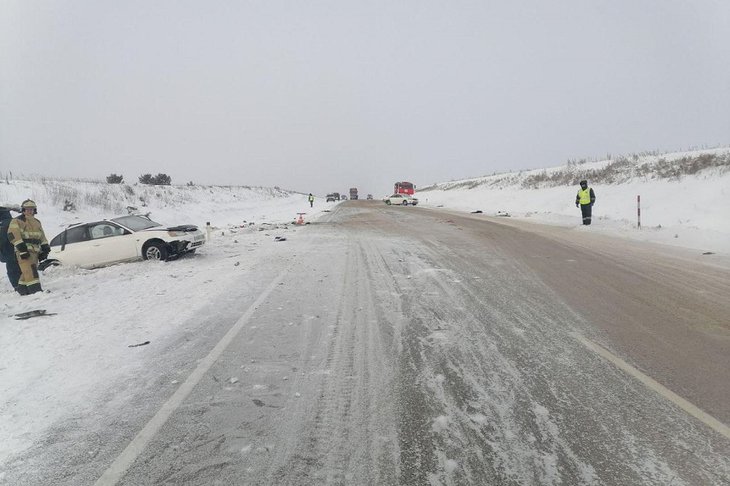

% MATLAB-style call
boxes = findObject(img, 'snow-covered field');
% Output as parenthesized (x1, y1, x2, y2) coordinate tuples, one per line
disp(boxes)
(0, 184, 331, 467)
(1, 148, 729, 478)
(418, 148, 730, 255)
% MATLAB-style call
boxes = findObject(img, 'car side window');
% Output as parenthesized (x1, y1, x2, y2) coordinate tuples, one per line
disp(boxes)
(64, 226, 90, 244)
(112, 224, 131, 235)
(90, 223, 122, 239)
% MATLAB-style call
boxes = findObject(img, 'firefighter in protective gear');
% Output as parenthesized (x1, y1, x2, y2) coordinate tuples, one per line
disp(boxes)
(575, 180, 596, 225)
(7, 199, 50, 295)
(308, 193, 314, 208)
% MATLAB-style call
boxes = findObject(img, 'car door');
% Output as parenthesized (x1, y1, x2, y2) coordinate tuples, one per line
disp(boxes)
(84, 222, 138, 266)
(53, 224, 93, 266)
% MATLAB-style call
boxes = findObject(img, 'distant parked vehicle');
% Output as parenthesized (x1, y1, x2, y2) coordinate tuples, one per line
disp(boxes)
(349, 187, 359, 200)
(326, 193, 337, 202)
(394, 181, 416, 195)
(384, 194, 419, 206)
(366, 194, 373, 200)
(40, 214, 205, 270)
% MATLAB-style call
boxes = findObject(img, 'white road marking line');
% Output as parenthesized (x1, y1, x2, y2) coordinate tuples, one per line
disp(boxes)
(95, 270, 288, 486)
(572, 332, 730, 440)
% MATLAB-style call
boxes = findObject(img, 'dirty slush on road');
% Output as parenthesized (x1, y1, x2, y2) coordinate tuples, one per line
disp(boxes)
(67, 203, 729, 485)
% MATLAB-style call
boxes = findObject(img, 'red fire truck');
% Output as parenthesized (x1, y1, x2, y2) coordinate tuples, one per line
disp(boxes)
(394, 181, 415, 196)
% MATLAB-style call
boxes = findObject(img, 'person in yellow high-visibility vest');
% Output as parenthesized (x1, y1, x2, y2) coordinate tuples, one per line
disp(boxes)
(575, 180, 596, 225)
(7, 199, 50, 295)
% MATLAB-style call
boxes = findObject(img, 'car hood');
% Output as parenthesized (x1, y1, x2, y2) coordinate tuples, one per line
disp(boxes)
(140, 224, 200, 232)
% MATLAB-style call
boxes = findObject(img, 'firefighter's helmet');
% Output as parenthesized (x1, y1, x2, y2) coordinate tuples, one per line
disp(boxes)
(21, 199, 38, 214)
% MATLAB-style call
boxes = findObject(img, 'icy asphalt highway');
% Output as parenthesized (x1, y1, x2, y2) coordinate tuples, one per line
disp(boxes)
(8, 201, 730, 485)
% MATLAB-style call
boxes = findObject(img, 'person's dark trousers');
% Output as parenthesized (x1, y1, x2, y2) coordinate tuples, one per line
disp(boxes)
(580, 204, 592, 225)
(5, 259, 21, 291)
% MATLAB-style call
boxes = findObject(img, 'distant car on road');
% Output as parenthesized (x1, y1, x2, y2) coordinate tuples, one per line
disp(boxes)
(384, 194, 419, 206)
(40, 214, 206, 270)
(326, 193, 337, 202)
(366, 194, 373, 200)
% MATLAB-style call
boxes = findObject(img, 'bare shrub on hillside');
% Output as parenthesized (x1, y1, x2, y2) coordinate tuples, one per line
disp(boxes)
(655, 153, 728, 179)
(418, 148, 729, 193)
(82, 186, 127, 214)
(47, 184, 80, 210)
(581, 157, 634, 184)
(521, 152, 728, 188)
(43, 181, 130, 214)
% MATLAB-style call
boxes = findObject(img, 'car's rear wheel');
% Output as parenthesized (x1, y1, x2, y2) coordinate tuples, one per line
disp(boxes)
(401, 200, 408, 205)
(143, 241, 168, 261)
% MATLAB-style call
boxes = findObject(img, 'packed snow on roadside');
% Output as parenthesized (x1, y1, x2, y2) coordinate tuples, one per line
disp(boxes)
(0, 184, 331, 463)
(418, 148, 730, 255)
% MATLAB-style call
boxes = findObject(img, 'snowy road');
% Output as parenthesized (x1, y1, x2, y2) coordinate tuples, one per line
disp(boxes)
(3, 201, 729, 485)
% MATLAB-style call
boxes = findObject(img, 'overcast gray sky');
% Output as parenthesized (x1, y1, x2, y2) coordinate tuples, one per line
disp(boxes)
(1, 1, 729, 195)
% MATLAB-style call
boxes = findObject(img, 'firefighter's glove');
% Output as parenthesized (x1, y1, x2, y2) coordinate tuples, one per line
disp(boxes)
(16, 242, 30, 259)
(39, 244, 50, 261)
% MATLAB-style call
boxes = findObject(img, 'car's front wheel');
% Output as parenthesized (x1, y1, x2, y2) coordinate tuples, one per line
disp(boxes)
(401, 200, 408, 205)
(143, 241, 168, 261)
(38, 259, 60, 271)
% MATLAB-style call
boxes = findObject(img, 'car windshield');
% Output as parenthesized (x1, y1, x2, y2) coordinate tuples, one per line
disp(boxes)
(111, 215, 162, 231)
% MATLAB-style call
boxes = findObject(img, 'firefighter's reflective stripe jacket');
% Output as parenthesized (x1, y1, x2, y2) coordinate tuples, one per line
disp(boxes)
(7, 214, 48, 253)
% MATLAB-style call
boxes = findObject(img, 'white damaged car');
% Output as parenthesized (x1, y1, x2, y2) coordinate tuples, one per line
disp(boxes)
(384, 194, 419, 206)
(40, 214, 206, 270)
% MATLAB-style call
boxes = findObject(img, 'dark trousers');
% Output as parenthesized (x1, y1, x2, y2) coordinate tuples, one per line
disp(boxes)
(580, 204, 592, 225)
(5, 258, 20, 290)
(5, 258, 21, 290)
